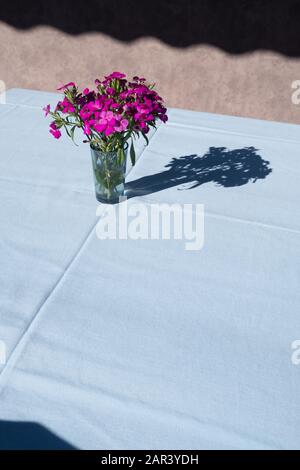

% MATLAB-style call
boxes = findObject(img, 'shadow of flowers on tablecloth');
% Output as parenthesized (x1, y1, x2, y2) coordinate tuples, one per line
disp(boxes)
(126, 146, 272, 198)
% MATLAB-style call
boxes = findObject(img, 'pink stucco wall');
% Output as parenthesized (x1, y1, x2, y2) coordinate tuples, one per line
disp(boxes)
(1, 1, 300, 123)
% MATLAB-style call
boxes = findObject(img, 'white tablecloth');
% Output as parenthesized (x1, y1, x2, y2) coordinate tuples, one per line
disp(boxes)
(0, 89, 300, 449)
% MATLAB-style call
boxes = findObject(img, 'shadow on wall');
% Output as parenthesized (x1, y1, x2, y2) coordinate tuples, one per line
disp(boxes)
(0, 0, 300, 55)
(126, 147, 272, 198)
(0, 420, 76, 450)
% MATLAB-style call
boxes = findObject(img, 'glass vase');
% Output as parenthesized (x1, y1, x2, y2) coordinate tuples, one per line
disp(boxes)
(90, 144, 128, 204)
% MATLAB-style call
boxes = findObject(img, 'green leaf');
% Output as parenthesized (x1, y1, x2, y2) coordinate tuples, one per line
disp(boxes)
(130, 141, 136, 167)
(64, 125, 71, 137)
(117, 147, 125, 165)
(70, 125, 78, 146)
(142, 133, 149, 146)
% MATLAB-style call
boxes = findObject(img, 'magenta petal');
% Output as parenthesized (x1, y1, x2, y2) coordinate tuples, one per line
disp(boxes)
(43, 104, 51, 117)
(104, 127, 115, 136)
(84, 122, 91, 136)
(107, 72, 126, 80)
(94, 123, 107, 133)
(106, 111, 114, 120)
(121, 119, 129, 130)
(50, 128, 62, 139)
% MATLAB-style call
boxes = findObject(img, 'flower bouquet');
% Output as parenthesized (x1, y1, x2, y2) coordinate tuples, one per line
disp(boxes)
(44, 72, 168, 203)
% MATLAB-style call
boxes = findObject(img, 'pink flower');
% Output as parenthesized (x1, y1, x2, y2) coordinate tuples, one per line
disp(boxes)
(43, 104, 51, 117)
(88, 100, 102, 112)
(119, 91, 129, 99)
(115, 119, 129, 132)
(57, 82, 76, 91)
(159, 113, 168, 123)
(133, 85, 149, 96)
(84, 122, 91, 136)
(101, 98, 114, 111)
(105, 126, 115, 136)
(107, 72, 126, 80)
(106, 87, 115, 95)
(105, 111, 114, 120)
(63, 105, 75, 114)
(80, 107, 92, 121)
(51, 129, 62, 139)
(133, 76, 146, 83)
(55, 101, 63, 112)
(144, 98, 154, 109)
(46, 72, 167, 146)
(49, 122, 62, 139)
(94, 118, 108, 133)
(139, 121, 150, 134)
(108, 117, 116, 127)
(138, 106, 149, 114)
(57, 97, 76, 114)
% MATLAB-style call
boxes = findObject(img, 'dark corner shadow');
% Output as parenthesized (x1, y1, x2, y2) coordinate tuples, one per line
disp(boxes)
(0, 420, 76, 450)
(125, 147, 272, 199)
(0, 0, 300, 55)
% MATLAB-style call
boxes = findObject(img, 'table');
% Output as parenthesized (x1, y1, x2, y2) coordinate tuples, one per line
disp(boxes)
(0, 89, 300, 449)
